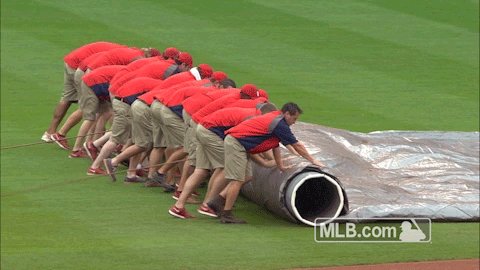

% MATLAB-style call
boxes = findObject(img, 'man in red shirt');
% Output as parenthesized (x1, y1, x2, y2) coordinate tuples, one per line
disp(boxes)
(50, 46, 161, 150)
(99, 57, 193, 181)
(108, 48, 183, 93)
(43, 42, 124, 144)
(144, 76, 233, 190)
(191, 84, 265, 124)
(169, 103, 277, 219)
(143, 73, 230, 189)
(67, 65, 125, 161)
(87, 76, 162, 180)
(86, 47, 160, 71)
(154, 63, 213, 89)
(216, 102, 325, 224)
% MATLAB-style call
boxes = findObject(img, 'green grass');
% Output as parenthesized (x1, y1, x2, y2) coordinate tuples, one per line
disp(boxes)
(1, 0, 479, 269)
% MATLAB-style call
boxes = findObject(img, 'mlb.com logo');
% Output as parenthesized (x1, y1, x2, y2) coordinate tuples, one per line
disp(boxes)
(314, 218, 431, 243)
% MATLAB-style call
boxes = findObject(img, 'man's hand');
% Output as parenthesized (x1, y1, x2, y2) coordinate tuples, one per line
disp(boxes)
(278, 163, 294, 172)
(312, 159, 325, 168)
(263, 159, 277, 168)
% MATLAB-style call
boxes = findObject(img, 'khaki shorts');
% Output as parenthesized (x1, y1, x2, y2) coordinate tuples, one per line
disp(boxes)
(74, 68, 85, 93)
(78, 81, 111, 121)
(61, 63, 78, 102)
(131, 100, 153, 149)
(183, 110, 197, 166)
(150, 100, 167, 148)
(110, 98, 132, 145)
(224, 135, 252, 181)
(160, 105, 186, 148)
(196, 124, 225, 170)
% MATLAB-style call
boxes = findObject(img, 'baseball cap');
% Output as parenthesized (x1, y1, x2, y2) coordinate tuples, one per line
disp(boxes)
(240, 84, 260, 99)
(198, 64, 213, 78)
(149, 48, 161, 57)
(212, 71, 228, 82)
(258, 89, 269, 99)
(178, 52, 193, 67)
(163, 47, 180, 59)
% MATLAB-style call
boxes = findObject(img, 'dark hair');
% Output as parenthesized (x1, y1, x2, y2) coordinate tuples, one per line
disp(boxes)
(281, 102, 303, 115)
(259, 103, 277, 114)
(219, 78, 236, 88)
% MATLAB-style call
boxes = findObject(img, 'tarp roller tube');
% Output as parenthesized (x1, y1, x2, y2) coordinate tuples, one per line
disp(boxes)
(241, 165, 349, 226)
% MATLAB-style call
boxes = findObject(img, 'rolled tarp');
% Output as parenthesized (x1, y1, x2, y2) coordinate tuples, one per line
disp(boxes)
(241, 122, 479, 226)
(242, 164, 349, 226)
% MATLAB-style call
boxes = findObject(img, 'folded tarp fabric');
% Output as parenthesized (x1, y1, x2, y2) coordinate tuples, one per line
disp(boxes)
(241, 122, 479, 226)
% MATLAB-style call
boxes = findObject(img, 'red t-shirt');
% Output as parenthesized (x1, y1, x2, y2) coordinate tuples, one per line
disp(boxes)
(182, 89, 238, 119)
(87, 47, 145, 70)
(155, 71, 197, 89)
(201, 107, 259, 130)
(137, 82, 175, 105)
(114, 77, 163, 97)
(78, 52, 107, 71)
(160, 79, 212, 94)
(163, 86, 215, 107)
(109, 58, 169, 93)
(82, 65, 125, 86)
(64, 42, 125, 69)
(225, 111, 298, 154)
(132, 60, 177, 80)
(224, 97, 268, 109)
(192, 92, 244, 123)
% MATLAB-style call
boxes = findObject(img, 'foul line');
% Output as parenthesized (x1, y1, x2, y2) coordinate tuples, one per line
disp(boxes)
(1, 159, 185, 198)
(0, 130, 110, 151)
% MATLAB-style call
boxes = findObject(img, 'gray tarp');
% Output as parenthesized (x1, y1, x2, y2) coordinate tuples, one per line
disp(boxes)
(241, 122, 479, 225)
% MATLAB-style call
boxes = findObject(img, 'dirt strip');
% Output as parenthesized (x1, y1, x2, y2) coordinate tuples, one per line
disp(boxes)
(294, 259, 479, 270)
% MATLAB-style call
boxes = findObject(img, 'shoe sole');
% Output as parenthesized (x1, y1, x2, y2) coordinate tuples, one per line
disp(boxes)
(168, 209, 188, 219)
(87, 172, 105, 176)
(197, 209, 218, 218)
(103, 159, 117, 182)
(54, 139, 69, 150)
(83, 142, 94, 161)
(41, 136, 53, 143)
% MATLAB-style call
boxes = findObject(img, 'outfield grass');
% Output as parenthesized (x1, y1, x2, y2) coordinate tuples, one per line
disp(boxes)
(1, 0, 479, 269)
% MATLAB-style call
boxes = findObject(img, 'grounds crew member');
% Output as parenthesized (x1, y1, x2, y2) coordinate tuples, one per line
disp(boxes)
(214, 102, 325, 224)
(42, 41, 125, 143)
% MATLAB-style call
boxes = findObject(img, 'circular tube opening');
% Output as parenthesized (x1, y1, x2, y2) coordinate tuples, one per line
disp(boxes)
(286, 172, 344, 226)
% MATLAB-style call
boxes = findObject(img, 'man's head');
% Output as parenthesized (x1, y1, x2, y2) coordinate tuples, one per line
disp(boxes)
(142, 47, 161, 57)
(258, 89, 269, 100)
(176, 52, 193, 70)
(258, 102, 277, 114)
(198, 64, 213, 79)
(163, 47, 180, 60)
(281, 102, 303, 126)
(211, 71, 228, 87)
(240, 84, 259, 99)
(218, 78, 236, 89)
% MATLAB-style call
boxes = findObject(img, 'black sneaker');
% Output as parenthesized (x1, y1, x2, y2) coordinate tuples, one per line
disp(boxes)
(163, 184, 176, 193)
(103, 158, 117, 182)
(207, 195, 226, 215)
(124, 176, 145, 183)
(144, 172, 172, 190)
(220, 210, 246, 224)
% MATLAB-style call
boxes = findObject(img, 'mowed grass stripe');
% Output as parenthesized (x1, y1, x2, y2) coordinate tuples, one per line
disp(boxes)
(253, 0, 478, 66)
(1, 0, 479, 269)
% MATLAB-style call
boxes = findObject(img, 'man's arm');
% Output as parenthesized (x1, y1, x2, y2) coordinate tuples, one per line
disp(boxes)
(249, 153, 276, 168)
(291, 141, 325, 167)
(285, 144, 299, 156)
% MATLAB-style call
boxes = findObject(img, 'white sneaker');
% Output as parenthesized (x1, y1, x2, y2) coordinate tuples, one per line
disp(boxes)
(41, 132, 53, 142)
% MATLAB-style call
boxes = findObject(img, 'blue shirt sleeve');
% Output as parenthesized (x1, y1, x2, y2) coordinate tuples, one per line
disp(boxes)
(272, 119, 298, 146)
